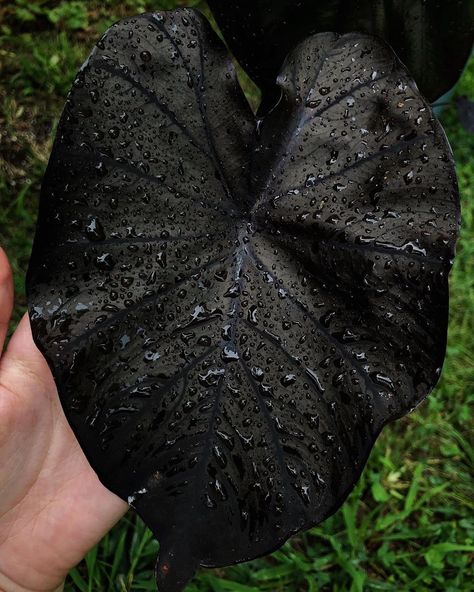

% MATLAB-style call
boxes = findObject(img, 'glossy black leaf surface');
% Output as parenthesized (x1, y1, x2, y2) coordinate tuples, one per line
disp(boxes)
(27, 10, 460, 592)
(208, 0, 474, 108)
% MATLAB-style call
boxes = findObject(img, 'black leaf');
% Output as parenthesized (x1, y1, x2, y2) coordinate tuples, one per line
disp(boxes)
(208, 0, 474, 108)
(457, 96, 474, 133)
(27, 10, 460, 592)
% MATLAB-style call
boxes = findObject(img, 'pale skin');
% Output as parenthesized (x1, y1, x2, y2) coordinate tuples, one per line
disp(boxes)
(0, 247, 128, 592)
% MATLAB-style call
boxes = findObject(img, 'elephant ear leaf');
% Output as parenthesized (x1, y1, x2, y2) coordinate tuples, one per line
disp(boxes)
(27, 10, 460, 592)
(208, 0, 474, 107)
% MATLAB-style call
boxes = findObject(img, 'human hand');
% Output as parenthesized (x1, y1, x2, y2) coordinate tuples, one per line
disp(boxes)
(0, 247, 128, 592)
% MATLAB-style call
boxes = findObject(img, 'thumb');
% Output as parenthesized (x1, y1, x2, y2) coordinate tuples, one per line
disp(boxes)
(0, 247, 14, 358)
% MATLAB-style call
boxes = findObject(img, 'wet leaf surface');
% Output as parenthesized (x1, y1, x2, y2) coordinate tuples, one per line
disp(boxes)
(27, 10, 460, 592)
(208, 0, 474, 108)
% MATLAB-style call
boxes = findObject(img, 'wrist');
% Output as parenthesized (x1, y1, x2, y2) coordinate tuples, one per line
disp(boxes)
(0, 572, 64, 592)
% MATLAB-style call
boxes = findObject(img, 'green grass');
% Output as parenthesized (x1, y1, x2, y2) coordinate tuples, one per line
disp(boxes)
(0, 2, 472, 590)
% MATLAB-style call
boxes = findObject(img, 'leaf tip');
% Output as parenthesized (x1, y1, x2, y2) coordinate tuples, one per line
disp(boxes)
(155, 543, 201, 592)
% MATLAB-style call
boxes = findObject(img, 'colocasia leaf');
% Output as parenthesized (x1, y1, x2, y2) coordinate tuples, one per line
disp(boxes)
(208, 0, 474, 108)
(27, 9, 460, 592)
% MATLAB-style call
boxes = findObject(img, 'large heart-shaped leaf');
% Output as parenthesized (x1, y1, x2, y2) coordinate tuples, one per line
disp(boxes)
(27, 9, 460, 592)
(208, 0, 474, 107)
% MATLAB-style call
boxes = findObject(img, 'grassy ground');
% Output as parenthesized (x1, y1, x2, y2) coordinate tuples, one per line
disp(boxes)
(0, 1, 473, 590)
